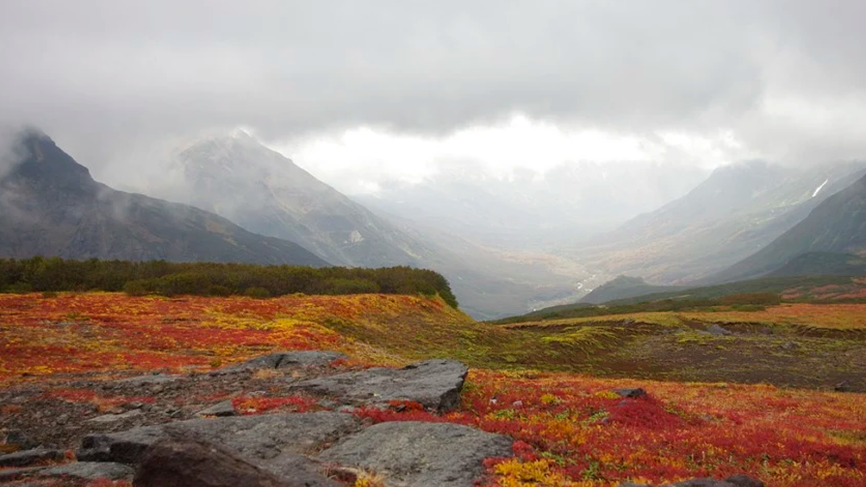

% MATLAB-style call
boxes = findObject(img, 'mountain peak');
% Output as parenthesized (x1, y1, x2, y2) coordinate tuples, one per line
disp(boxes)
(2, 130, 95, 189)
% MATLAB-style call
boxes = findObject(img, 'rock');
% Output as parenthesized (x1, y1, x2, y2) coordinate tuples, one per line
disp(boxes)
(38, 462, 135, 481)
(724, 475, 765, 487)
(196, 400, 237, 417)
(618, 475, 764, 487)
(87, 409, 145, 423)
(781, 341, 800, 350)
(613, 388, 648, 399)
(293, 359, 469, 412)
(133, 435, 337, 487)
(1, 430, 37, 452)
(319, 421, 513, 487)
(0, 462, 135, 483)
(0, 448, 64, 467)
(79, 412, 361, 465)
(219, 351, 347, 374)
(114, 374, 182, 386)
(705, 324, 732, 336)
(835, 381, 852, 392)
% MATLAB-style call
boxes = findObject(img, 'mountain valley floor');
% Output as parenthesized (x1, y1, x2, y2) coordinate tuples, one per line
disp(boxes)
(1, 292, 864, 486)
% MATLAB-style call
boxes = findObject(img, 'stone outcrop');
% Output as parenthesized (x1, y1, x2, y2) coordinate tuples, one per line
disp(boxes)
(293, 359, 469, 412)
(320, 421, 513, 487)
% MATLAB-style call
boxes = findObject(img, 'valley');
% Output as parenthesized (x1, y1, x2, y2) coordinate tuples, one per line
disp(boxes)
(1, 291, 864, 486)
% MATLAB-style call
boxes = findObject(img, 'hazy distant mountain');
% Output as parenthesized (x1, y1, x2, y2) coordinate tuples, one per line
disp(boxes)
(568, 160, 866, 283)
(711, 173, 866, 282)
(580, 275, 680, 304)
(160, 132, 585, 319)
(354, 161, 709, 250)
(0, 131, 327, 266)
(171, 132, 435, 268)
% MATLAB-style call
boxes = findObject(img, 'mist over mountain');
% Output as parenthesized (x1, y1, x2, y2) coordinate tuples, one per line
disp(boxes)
(354, 161, 708, 250)
(712, 172, 866, 282)
(566, 160, 866, 284)
(0, 132, 327, 266)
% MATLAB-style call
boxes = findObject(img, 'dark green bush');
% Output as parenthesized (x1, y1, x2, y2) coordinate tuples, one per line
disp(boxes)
(0, 257, 458, 308)
(244, 286, 271, 299)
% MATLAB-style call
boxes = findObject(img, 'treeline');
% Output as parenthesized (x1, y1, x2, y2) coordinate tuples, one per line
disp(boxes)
(0, 257, 458, 307)
(494, 293, 781, 324)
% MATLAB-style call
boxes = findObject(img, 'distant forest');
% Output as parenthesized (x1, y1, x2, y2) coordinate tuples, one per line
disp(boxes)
(0, 257, 458, 307)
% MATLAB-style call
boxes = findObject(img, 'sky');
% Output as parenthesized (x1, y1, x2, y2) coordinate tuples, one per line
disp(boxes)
(1, 1, 865, 192)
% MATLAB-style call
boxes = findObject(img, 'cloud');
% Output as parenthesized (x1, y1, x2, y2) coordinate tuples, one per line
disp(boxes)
(0, 0, 864, 176)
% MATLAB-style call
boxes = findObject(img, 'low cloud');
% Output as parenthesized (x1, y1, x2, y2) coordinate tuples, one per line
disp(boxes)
(0, 1, 864, 177)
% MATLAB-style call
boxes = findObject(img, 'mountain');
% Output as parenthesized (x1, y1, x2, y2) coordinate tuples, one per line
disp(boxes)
(711, 173, 866, 282)
(161, 132, 592, 319)
(580, 275, 680, 304)
(354, 161, 708, 250)
(768, 252, 866, 278)
(170, 132, 433, 268)
(0, 131, 328, 266)
(567, 160, 866, 284)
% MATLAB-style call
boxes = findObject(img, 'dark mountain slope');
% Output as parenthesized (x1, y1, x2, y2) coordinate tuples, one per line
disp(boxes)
(712, 173, 866, 282)
(567, 161, 866, 283)
(0, 132, 328, 266)
(580, 275, 681, 304)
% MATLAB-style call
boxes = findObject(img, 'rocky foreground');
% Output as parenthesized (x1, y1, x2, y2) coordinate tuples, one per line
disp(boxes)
(1, 351, 764, 486)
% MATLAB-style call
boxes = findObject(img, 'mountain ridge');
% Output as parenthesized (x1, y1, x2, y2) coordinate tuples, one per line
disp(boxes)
(0, 132, 328, 266)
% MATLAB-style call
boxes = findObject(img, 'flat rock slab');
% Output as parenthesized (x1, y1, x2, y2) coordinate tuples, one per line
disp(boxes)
(196, 399, 237, 417)
(0, 448, 64, 467)
(621, 475, 764, 487)
(293, 359, 469, 412)
(319, 421, 513, 487)
(219, 351, 347, 374)
(79, 411, 361, 465)
(134, 435, 340, 487)
(0, 462, 134, 482)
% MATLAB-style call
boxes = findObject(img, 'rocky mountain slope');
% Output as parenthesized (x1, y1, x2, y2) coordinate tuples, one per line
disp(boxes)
(171, 132, 433, 268)
(163, 132, 585, 319)
(0, 131, 327, 266)
(711, 172, 866, 282)
(568, 160, 866, 284)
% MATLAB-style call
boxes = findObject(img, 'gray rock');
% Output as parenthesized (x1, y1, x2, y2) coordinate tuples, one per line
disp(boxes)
(38, 462, 135, 481)
(219, 351, 347, 374)
(613, 388, 648, 399)
(0, 448, 64, 467)
(293, 359, 469, 412)
(196, 400, 237, 417)
(618, 474, 764, 487)
(705, 324, 732, 336)
(0, 462, 135, 483)
(319, 421, 513, 487)
(87, 409, 144, 423)
(79, 412, 361, 465)
(113, 374, 182, 386)
(134, 435, 339, 487)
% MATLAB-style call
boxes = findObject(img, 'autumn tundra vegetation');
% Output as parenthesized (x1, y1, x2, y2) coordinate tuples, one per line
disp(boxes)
(1, 260, 865, 486)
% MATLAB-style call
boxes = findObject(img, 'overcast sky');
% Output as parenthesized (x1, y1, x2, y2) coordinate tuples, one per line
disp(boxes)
(1, 1, 864, 192)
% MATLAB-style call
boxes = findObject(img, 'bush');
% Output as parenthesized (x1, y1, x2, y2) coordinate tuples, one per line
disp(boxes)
(123, 280, 148, 297)
(244, 286, 271, 299)
(208, 285, 232, 297)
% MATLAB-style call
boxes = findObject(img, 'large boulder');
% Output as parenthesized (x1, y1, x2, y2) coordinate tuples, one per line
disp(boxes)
(0, 448, 64, 467)
(219, 351, 347, 374)
(79, 412, 361, 467)
(133, 435, 338, 487)
(620, 475, 764, 487)
(0, 462, 134, 483)
(319, 421, 513, 487)
(293, 359, 469, 412)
